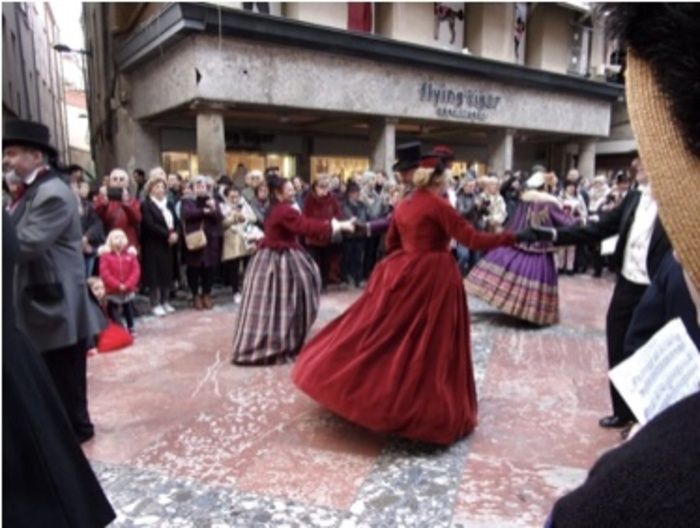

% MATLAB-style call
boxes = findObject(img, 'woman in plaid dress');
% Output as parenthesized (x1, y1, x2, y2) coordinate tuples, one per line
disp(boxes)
(231, 176, 355, 365)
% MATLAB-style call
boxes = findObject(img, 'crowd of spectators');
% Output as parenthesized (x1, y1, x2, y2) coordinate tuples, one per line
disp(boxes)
(3, 159, 637, 337)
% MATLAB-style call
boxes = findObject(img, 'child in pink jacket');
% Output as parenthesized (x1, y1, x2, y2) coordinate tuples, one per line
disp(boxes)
(99, 229, 141, 333)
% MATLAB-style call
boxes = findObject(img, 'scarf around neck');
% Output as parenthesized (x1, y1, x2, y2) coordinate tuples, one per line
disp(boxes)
(150, 195, 174, 230)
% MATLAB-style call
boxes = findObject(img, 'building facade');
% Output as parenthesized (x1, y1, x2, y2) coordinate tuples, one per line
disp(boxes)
(62, 52, 96, 176)
(83, 2, 624, 181)
(2, 2, 69, 162)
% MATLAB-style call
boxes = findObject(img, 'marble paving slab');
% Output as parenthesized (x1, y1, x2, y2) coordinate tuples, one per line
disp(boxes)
(84, 274, 619, 526)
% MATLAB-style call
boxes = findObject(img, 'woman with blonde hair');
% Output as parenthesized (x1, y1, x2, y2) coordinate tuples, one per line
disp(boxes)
(98, 229, 141, 333)
(293, 158, 530, 445)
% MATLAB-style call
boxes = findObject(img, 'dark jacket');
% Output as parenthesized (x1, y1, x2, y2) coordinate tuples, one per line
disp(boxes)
(550, 391, 700, 527)
(554, 190, 670, 278)
(455, 190, 485, 230)
(79, 199, 104, 256)
(140, 197, 179, 289)
(181, 197, 223, 268)
(624, 251, 700, 356)
(250, 196, 270, 228)
(342, 198, 368, 238)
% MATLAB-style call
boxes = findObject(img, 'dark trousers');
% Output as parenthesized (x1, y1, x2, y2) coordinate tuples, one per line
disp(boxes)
(223, 257, 250, 294)
(308, 246, 333, 288)
(591, 244, 604, 277)
(187, 265, 214, 296)
(606, 276, 648, 422)
(107, 301, 135, 330)
(42, 339, 93, 441)
(363, 235, 381, 279)
(343, 237, 365, 284)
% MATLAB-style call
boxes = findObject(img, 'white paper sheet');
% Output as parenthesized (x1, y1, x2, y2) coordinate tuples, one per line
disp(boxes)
(600, 235, 619, 256)
(608, 318, 700, 424)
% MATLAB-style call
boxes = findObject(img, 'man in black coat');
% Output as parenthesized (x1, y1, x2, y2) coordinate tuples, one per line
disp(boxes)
(530, 160, 670, 428)
(624, 251, 700, 356)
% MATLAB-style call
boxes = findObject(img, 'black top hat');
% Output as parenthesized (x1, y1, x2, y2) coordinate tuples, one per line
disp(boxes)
(2, 119, 57, 158)
(392, 141, 422, 172)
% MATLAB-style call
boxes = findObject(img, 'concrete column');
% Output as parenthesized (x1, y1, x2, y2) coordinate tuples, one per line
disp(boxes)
(487, 128, 514, 175)
(113, 107, 160, 177)
(196, 112, 226, 176)
(578, 139, 596, 181)
(369, 118, 396, 177)
(297, 136, 313, 182)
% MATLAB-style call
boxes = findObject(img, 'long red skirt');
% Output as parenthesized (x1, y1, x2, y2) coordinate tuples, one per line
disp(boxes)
(292, 249, 478, 445)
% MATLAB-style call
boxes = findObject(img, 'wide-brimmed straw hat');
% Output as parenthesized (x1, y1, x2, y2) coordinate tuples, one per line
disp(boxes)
(626, 50, 700, 289)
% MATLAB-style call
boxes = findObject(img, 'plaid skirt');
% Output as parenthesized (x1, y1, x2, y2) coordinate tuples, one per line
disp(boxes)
(232, 248, 322, 365)
(466, 246, 559, 326)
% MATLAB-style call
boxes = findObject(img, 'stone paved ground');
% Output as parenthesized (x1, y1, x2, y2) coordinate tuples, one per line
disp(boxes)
(83, 274, 620, 527)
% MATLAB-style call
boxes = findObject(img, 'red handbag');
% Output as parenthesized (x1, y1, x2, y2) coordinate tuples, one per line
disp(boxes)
(97, 321, 133, 353)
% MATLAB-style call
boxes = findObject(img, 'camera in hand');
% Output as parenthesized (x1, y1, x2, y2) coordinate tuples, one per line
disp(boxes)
(196, 196, 208, 208)
(107, 187, 123, 201)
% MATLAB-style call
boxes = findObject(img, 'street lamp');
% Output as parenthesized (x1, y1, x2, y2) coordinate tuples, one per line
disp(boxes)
(53, 43, 92, 56)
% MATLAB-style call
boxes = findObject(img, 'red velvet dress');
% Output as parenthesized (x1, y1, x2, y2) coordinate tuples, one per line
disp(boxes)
(292, 189, 515, 445)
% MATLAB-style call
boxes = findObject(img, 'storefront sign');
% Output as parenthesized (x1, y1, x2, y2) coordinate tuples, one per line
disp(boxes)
(419, 82, 501, 121)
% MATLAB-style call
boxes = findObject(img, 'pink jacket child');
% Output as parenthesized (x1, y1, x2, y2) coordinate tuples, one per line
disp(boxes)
(98, 229, 141, 334)
(99, 229, 141, 297)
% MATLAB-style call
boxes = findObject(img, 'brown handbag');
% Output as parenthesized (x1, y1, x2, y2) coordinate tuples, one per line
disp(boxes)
(185, 222, 207, 251)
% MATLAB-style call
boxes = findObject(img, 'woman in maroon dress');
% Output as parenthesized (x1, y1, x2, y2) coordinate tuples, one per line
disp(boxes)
(232, 176, 355, 365)
(293, 162, 527, 445)
(302, 176, 344, 288)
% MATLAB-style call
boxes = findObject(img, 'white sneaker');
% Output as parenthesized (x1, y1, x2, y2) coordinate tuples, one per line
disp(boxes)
(233, 293, 242, 304)
(151, 305, 166, 317)
(163, 303, 176, 314)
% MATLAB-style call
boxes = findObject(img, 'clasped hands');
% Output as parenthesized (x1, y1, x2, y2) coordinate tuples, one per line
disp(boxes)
(514, 226, 557, 244)
(331, 217, 363, 234)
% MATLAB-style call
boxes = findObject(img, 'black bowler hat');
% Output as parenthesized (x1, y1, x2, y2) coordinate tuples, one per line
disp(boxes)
(2, 119, 57, 158)
(392, 141, 422, 172)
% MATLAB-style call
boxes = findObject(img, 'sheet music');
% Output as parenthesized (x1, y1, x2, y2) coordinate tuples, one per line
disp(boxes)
(609, 318, 700, 424)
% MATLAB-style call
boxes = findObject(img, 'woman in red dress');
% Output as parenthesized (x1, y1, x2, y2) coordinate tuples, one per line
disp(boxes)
(232, 176, 355, 365)
(293, 161, 526, 445)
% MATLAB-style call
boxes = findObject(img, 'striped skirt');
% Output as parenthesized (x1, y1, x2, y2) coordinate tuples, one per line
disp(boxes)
(466, 246, 559, 326)
(232, 248, 322, 365)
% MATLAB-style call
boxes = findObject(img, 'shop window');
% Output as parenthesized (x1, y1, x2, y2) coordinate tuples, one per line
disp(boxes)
(162, 151, 297, 179)
(225, 152, 297, 178)
(161, 151, 197, 180)
(311, 156, 369, 182)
